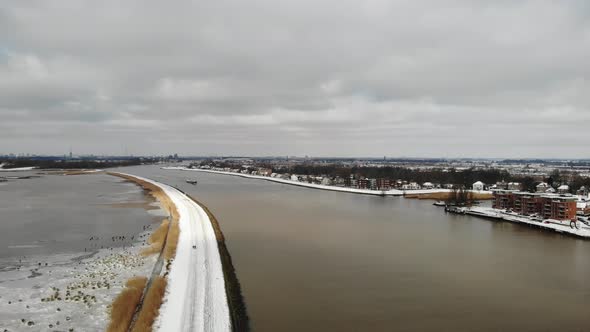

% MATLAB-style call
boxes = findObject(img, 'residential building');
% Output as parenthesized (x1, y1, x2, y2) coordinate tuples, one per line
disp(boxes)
(540, 195, 577, 220)
(258, 168, 272, 176)
(576, 186, 588, 197)
(357, 178, 369, 189)
(492, 190, 577, 221)
(401, 182, 420, 190)
(507, 182, 521, 191)
(376, 178, 392, 190)
(557, 184, 570, 194)
(472, 181, 484, 191)
(576, 200, 590, 216)
(492, 189, 517, 209)
(536, 182, 549, 193)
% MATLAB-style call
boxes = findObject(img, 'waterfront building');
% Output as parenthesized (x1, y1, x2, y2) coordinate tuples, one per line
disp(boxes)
(492, 190, 577, 221)
(422, 182, 434, 189)
(258, 168, 273, 176)
(401, 182, 420, 190)
(576, 200, 590, 216)
(472, 181, 485, 191)
(540, 195, 577, 220)
(376, 178, 392, 190)
(492, 189, 517, 209)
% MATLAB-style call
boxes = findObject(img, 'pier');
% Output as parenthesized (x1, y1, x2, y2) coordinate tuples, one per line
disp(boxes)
(443, 205, 590, 239)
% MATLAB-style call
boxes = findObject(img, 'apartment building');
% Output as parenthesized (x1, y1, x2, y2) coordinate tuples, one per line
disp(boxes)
(492, 190, 577, 221)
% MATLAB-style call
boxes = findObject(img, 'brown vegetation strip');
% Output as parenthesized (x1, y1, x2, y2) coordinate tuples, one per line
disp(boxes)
(107, 277, 148, 332)
(106, 172, 181, 331)
(404, 191, 493, 200)
(141, 219, 170, 256)
(130, 276, 167, 332)
(189, 195, 250, 332)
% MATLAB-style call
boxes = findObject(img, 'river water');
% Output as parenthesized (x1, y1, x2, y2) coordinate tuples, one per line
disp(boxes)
(1, 166, 589, 331)
(0, 171, 161, 260)
(115, 165, 590, 332)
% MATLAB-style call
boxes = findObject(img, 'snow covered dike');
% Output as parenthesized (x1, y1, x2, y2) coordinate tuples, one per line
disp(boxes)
(164, 167, 404, 196)
(115, 173, 232, 332)
(446, 206, 590, 239)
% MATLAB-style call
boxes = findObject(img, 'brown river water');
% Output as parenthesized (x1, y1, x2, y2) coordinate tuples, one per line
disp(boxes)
(115, 166, 590, 332)
(1, 165, 589, 331)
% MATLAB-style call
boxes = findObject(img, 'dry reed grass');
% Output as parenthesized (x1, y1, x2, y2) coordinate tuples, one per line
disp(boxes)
(405, 191, 493, 200)
(106, 276, 147, 332)
(106, 172, 182, 331)
(107, 172, 180, 260)
(163, 218, 179, 260)
(140, 219, 170, 256)
(130, 277, 167, 332)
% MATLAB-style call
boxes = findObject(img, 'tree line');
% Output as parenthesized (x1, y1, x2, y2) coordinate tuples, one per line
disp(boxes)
(0, 158, 144, 169)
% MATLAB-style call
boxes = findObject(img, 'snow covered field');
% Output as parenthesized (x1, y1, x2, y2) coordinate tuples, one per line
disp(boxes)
(0, 166, 37, 172)
(0, 240, 156, 331)
(116, 173, 231, 332)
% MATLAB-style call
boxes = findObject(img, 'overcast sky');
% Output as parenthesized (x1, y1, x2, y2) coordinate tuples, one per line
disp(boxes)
(1, 0, 589, 158)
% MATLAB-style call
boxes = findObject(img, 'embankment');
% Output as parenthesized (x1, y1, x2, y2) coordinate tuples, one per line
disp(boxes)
(166, 167, 402, 196)
(106, 172, 180, 332)
(404, 191, 493, 200)
(109, 172, 233, 331)
(188, 195, 250, 332)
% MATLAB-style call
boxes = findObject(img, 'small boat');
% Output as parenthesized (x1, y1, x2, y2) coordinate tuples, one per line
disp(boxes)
(186, 179, 198, 185)
(433, 201, 446, 206)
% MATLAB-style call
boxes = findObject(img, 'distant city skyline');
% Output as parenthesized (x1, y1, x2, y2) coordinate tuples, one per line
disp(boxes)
(1, 1, 589, 158)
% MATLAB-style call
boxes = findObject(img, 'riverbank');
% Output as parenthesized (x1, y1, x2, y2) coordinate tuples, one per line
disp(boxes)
(0, 229, 158, 331)
(165, 167, 405, 196)
(165, 167, 494, 199)
(443, 205, 590, 239)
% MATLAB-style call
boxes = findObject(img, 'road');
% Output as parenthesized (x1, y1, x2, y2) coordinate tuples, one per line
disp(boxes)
(120, 173, 231, 332)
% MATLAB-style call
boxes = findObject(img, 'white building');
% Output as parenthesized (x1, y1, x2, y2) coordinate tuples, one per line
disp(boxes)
(557, 184, 570, 194)
(422, 182, 434, 189)
(321, 177, 332, 186)
(402, 182, 420, 190)
(290, 175, 299, 182)
(472, 181, 485, 191)
(536, 182, 549, 193)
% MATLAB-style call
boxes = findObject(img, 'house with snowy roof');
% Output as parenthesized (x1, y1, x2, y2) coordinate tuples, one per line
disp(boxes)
(472, 181, 484, 191)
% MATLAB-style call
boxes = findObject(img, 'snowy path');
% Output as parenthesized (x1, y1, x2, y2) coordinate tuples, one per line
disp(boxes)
(117, 173, 231, 332)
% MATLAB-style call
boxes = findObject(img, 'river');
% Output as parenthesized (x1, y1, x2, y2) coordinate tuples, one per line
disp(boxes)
(112, 165, 590, 331)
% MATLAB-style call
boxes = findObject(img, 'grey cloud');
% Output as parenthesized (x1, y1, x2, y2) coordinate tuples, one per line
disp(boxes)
(0, 0, 589, 157)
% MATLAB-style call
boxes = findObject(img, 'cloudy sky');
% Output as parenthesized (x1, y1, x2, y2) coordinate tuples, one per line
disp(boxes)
(1, 0, 589, 158)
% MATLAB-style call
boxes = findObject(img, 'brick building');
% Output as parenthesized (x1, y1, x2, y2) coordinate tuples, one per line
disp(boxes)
(492, 190, 577, 221)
